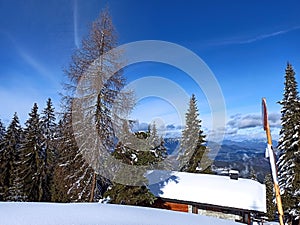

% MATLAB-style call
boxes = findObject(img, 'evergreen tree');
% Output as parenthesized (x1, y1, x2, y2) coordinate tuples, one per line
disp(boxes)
(290, 149, 300, 223)
(40, 98, 57, 201)
(179, 94, 211, 173)
(0, 119, 5, 142)
(20, 103, 44, 201)
(277, 63, 300, 222)
(250, 167, 258, 181)
(51, 112, 95, 202)
(0, 119, 6, 196)
(104, 184, 156, 206)
(148, 123, 168, 162)
(105, 123, 168, 206)
(51, 118, 72, 202)
(0, 119, 6, 186)
(113, 122, 167, 168)
(0, 113, 23, 201)
(264, 173, 276, 221)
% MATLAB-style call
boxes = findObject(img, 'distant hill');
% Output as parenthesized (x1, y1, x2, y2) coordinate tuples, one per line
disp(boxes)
(164, 138, 181, 155)
(210, 139, 279, 182)
(164, 138, 278, 182)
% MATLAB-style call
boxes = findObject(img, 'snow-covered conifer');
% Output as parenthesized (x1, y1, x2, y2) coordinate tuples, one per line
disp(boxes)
(277, 63, 300, 222)
(264, 173, 276, 221)
(0, 119, 5, 142)
(0, 113, 23, 200)
(19, 103, 44, 201)
(106, 123, 167, 206)
(40, 98, 57, 201)
(51, 111, 95, 202)
(179, 94, 211, 173)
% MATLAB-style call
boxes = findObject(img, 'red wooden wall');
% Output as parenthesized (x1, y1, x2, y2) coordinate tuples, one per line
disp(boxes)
(154, 199, 188, 213)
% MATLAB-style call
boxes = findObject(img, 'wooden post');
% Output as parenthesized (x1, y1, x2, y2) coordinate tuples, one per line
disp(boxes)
(262, 98, 284, 225)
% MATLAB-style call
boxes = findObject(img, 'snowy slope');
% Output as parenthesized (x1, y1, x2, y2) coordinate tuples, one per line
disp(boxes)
(0, 202, 242, 225)
(147, 170, 266, 212)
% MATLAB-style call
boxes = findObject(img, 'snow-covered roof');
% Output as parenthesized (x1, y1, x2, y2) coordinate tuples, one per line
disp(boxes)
(0, 202, 241, 225)
(147, 170, 266, 213)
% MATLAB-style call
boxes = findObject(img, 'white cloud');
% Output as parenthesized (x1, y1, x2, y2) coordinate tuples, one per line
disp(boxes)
(222, 113, 281, 141)
(227, 113, 280, 130)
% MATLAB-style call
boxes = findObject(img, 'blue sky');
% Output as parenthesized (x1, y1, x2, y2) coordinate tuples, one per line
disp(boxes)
(1, 0, 300, 140)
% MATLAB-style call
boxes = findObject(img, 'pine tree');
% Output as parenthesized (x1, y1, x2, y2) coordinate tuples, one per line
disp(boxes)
(20, 103, 44, 201)
(0, 119, 5, 142)
(105, 123, 168, 206)
(290, 148, 300, 223)
(51, 118, 72, 202)
(0, 120, 6, 198)
(104, 184, 156, 206)
(250, 167, 258, 181)
(148, 123, 168, 163)
(63, 8, 133, 202)
(113, 122, 167, 168)
(0, 113, 23, 201)
(264, 173, 276, 221)
(0, 119, 6, 197)
(277, 63, 300, 222)
(179, 94, 211, 173)
(40, 98, 57, 201)
(51, 112, 95, 202)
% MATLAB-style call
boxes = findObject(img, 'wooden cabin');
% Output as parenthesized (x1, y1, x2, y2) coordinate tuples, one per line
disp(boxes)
(147, 170, 266, 224)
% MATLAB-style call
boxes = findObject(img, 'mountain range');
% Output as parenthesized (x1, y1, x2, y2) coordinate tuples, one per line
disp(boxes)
(164, 138, 278, 182)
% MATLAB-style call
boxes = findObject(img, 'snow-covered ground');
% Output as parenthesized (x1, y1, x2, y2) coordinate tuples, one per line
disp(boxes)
(0, 202, 242, 225)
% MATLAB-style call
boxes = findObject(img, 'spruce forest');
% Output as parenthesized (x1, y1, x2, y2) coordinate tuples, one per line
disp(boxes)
(0, 7, 300, 225)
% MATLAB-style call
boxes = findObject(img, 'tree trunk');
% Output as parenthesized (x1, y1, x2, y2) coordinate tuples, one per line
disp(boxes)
(89, 172, 96, 202)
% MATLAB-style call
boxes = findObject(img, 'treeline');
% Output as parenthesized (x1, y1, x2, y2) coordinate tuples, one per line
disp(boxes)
(0, 94, 207, 205)
(0, 99, 168, 203)
(0, 99, 57, 201)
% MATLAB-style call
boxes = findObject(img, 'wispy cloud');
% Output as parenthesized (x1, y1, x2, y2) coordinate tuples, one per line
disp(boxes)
(19, 50, 49, 78)
(0, 30, 61, 125)
(213, 25, 300, 46)
(0, 30, 58, 86)
(73, 0, 80, 48)
(17, 48, 60, 88)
